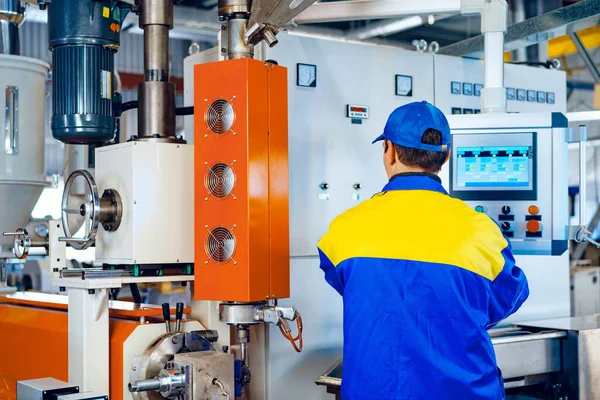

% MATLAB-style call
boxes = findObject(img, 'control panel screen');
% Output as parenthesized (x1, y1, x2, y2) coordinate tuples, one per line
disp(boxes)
(450, 132, 536, 200)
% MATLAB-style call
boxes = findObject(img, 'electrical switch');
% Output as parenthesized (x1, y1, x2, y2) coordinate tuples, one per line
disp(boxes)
(501, 205, 511, 215)
(528, 205, 539, 215)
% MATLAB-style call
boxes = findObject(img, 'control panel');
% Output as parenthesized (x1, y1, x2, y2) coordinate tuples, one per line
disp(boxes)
(447, 113, 569, 256)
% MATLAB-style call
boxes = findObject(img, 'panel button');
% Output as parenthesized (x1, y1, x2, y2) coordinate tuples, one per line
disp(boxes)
(528, 205, 539, 215)
(501, 222, 511, 231)
(526, 220, 541, 233)
(501, 205, 511, 215)
(475, 205, 485, 213)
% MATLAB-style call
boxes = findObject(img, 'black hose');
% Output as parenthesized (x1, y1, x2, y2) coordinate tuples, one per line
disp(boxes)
(176, 106, 194, 116)
(129, 283, 142, 304)
(121, 101, 139, 112)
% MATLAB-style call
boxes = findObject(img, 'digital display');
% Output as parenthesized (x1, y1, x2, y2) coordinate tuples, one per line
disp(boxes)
(463, 83, 473, 96)
(351, 107, 366, 112)
(537, 91, 546, 103)
(506, 88, 516, 101)
(450, 132, 536, 200)
(451, 81, 461, 95)
(456, 146, 531, 188)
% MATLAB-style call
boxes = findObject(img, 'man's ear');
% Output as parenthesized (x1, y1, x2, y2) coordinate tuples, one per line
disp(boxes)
(384, 140, 396, 166)
(444, 147, 451, 164)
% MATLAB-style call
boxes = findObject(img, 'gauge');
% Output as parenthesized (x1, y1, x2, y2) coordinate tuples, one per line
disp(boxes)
(537, 91, 546, 103)
(547, 92, 555, 104)
(506, 88, 516, 101)
(527, 90, 536, 102)
(463, 83, 473, 96)
(395, 75, 413, 96)
(297, 63, 317, 87)
(451, 81, 461, 95)
(517, 89, 526, 101)
(474, 84, 483, 97)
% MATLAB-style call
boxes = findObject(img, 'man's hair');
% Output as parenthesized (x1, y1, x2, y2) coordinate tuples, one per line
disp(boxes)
(385, 128, 447, 173)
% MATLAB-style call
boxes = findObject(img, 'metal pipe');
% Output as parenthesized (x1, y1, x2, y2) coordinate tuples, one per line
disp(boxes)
(580, 125, 588, 228)
(570, 32, 600, 83)
(226, 18, 252, 59)
(144, 24, 170, 81)
(483, 31, 506, 114)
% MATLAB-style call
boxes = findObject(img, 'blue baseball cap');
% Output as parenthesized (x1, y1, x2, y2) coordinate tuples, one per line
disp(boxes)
(373, 101, 451, 152)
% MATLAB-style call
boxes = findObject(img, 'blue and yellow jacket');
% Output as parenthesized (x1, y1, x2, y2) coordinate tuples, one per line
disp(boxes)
(318, 173, 529, 400)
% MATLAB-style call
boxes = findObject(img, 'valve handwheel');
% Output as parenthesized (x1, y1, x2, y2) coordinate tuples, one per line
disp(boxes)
(2, 228, 31, 259)
(61, 169, 122, 250)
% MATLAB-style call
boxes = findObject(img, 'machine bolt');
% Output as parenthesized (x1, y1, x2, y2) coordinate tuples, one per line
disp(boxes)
(104, 224, 112, 232)
(221, 25, 226, 30)
(88, 289, 95, 295)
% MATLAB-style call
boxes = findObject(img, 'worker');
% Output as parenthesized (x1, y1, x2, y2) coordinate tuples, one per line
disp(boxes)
(318, 101, 529, 400)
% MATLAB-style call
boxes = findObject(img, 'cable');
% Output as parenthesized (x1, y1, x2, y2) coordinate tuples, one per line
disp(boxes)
(176, 106, 194, 116)
(278, 315, 303, 352)
(121, 101, 139, 112)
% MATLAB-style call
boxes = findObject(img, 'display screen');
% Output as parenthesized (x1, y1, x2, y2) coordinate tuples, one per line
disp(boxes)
(456, 146, 531, 188)
(350, 107, 366, 112)
(450, 132, 536, 200)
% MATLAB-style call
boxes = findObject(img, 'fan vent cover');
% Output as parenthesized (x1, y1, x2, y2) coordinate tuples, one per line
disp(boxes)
(205, 227, 236, 263)
(205, 163, 235, 198)
(206, 100, 234, 134)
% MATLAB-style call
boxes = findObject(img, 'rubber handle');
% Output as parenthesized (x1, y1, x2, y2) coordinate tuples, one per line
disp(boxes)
(162, 303, 170, 322)
(176, 302, 184, 321)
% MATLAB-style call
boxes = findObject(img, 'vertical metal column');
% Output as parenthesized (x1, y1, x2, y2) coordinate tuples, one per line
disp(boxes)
(137, 0, 180, 141)
(68, 288, 110, 393)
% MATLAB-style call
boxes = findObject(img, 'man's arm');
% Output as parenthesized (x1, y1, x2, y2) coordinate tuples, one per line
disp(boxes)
(486, 240, 530, 329)
(318, 247, 345, 296)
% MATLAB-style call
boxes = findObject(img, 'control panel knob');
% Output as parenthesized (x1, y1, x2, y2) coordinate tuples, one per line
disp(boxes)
(501, 205, 511, 215)
(320, 182, 329, 190)
(353, 183, 361, 190)
(501, 222, 511, 231)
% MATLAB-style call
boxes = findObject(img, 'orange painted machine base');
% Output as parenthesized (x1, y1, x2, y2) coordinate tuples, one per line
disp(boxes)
(0, 296, 144, 400)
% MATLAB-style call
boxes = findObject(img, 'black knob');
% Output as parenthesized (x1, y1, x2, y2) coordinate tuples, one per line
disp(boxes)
(501, 222, 511, 231)
(320, 182, 329, 190)
(501, 206, 511, 215)
(176, 302, 184, 321)
(162, 303, 171, 322)
(222, 345, 229, 353)
(353, 183, 361, 190)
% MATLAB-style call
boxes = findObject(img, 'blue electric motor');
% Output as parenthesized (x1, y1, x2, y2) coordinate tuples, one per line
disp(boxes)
(46, 0, 128, 144)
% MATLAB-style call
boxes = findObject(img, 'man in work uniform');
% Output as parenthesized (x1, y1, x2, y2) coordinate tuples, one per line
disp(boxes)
(318, 101, 529, 399)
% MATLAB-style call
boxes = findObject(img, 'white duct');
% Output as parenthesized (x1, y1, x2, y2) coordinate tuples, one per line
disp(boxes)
(344, 14, 452, 41)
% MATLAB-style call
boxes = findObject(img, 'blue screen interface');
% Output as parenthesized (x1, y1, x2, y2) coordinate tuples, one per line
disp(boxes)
(456, 146, 531, 188)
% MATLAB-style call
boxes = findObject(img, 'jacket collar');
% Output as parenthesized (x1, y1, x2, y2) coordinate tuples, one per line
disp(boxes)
(381, 172, 448, 195)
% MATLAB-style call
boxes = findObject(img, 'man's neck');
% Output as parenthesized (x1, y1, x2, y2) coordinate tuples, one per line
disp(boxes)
(387, 165, 434, 179)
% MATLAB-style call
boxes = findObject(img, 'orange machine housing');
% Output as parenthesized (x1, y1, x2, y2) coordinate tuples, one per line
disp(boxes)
(194, 58, 290, 302)
(0, 294, 190, 400)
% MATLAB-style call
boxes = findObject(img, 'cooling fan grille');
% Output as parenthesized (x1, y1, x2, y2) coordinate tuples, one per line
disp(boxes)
(205, 163, 235, 198)
(205, 227, 236, 263)
(206, 99, 234, 134)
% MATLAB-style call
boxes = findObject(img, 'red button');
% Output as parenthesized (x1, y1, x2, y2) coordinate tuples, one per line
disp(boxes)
(526, 220, 540, 233)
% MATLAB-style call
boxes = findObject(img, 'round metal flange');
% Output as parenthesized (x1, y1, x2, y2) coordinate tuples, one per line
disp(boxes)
(219, 302, 263, 325)
(100, 189, 123, 232)
(61, 169, 100, 250)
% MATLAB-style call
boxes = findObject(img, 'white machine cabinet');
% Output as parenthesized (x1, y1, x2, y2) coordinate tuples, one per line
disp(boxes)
(94, 142, 194, 265)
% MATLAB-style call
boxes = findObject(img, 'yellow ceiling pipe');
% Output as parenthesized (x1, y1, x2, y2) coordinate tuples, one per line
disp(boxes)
(548, 25, 600, 58)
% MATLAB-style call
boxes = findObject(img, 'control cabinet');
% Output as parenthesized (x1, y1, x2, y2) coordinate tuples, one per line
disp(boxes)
(447, 113, 569, 256)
